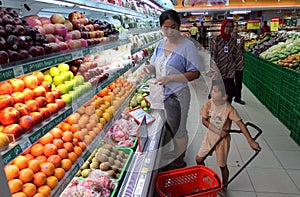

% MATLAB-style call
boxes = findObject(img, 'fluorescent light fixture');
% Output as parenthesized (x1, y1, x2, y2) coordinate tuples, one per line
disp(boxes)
(143, 0, 164, 12)
(230, 10, 251, 14)
(35, 0, 74, 7)
(78, 5, 124, 15)
(191, 12, 208, 15)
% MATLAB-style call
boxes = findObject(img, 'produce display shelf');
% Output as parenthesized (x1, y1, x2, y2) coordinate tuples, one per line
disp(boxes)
(130, 27, 161, 36)
(131, 38, 162, 55)
(264, 88, 280, 117)
(0, 39, 131, 83)
(131, 57, 149, 74)
(265, 63, 283, 94)
(279, 97, 297, 132)
(281, 68, 300, 106)
(51, 89, 137, 197)
(0, 63, 136, 166)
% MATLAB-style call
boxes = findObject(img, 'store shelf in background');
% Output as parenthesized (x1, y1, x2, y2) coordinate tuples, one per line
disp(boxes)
(0, 40, 130, 83)
(131, 38, 162, 55)
(129, 27, 160, 36)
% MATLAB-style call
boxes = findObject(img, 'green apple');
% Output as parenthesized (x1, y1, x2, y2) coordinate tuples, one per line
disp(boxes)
(49, 67, 60, 77)
(44, 70, 50, 75)
(67, 71, 74, 80)
(141, 100, 147, 108)
(56, 84, 69, 94)
(64, 81, 74, 91)
(61, 72, 70, 81)
(69, 90, 80, 100)
(53, 75, 65, 86)
(58, 63, 70, 72)
(61, 93, 72, 105)
(74, 75, 84, 86)
(44, 75, 52, 83)
(136, 94, 143, 103)
(83, 82, 92, 91)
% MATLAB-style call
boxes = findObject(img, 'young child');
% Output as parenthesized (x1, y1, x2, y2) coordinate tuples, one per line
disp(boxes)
(195, 80, 261, 192)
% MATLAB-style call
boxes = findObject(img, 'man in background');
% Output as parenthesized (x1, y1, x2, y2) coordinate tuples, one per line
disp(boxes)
(189, 22, 198, 40)
(261, 21, 270, 34)
(199, 21, 207, 48)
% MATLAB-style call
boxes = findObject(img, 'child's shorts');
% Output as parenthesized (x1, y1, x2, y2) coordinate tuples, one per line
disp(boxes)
(197, 131, 231, 167)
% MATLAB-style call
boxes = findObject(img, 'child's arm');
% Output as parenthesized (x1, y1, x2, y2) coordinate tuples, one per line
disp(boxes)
(202, 117, 228, 137)
(236, 120, 261, 151)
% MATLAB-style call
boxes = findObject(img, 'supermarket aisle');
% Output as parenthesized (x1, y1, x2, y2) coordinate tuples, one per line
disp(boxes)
(184, 78, 300, 197)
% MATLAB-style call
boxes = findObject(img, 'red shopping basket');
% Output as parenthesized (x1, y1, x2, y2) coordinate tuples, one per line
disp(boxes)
(156, 165, 221, 197)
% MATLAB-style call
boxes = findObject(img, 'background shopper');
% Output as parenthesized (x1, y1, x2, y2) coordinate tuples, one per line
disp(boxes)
(208, 19, 236, 103)
(261, 21, 270, 34)
(232, 22, 245, 105)
(189, 22, 198, 40)
(143, 9, 201, 169)
(198, 21, 207, 48)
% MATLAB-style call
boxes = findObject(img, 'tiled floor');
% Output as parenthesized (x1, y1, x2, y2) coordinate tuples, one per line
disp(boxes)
(184, 78, 300, 197)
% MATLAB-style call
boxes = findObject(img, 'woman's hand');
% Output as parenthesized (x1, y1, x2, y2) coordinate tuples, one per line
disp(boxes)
(141, 65, 153, 75)
(154, 76, 173, 85)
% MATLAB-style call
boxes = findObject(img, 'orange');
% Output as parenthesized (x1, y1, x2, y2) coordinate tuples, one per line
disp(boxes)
(72, 138, 79, 146)
(73, 146, 83, 157)
(31, 144, 44, 157)
(97, 88, 108, 97)
(24, 153, 35, 161)
(88, 131, 97, 139)
(12, 192, 27, 197)
(73, 132, 81, 140)
(99, 118, 107, 125)
(54, 168, 65, 181)
(28, 159, 40, 173)
(39, 133, 53, 145)
(19, 168, 34, 183)
(4, 164, 19, 180)
(40, 162, 55, 177)
(67, 113, 80, 125)
(61, 122, 71, 132)
(47, 155, 61, 168)
(22, 183, 37, 197)
(33, 193, 45, 197)
(84, 135, 92, 145)
(32, 172, 46, 187)
(62, 131, 73, 142)
(63, 142, 73, 153)
(35, 156, 47, 164)
(14, 156, 28, 170)
(56, 123, 62, 129)
(68, 152, 78, 164)
(46, 176, 58, 189)
(23, 148, 31, 155)
(49, 128, 62, 139)
(37, 185, 51, 197)
(61, 159, 72, 171)
(70, 124, 79, 133)
(8, 179, 23, 194)
(57, 149, 68, 159)
(78, 142, 86, 151)
(103, 95, 111, 104)
(43, 144, 57, 157)
(97, 123, 103, 130)
(53, 139, 64, 149)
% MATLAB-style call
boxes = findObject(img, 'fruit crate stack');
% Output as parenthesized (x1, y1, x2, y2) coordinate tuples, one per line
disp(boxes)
(244, 52, 300, 146)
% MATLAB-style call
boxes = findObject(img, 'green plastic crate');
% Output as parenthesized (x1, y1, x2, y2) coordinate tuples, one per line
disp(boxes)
(279, 97, 297, 131)
(265, 63, 283, 94)
(255, 79, 266, 103)
(290, 132, 300, 146)
(281, 68, 300, 106)
(265, 88, 280, 117)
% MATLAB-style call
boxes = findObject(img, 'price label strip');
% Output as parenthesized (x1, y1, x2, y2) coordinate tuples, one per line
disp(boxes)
(19, 138, 31, 152)
(71, 51, 83, 59)
(13, 66, 24, 77)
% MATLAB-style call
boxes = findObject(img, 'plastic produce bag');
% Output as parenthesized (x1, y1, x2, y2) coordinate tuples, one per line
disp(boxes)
(148, 79, 164, 110)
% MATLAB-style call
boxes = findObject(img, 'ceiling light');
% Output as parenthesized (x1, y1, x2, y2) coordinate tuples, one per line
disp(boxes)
(35, 0, 74, 7)
(230, 10, 251, 14)
(191, 12, 208, 15)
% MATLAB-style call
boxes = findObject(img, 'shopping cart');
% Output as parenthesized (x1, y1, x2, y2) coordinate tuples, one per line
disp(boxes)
(156, 122, 262, 197)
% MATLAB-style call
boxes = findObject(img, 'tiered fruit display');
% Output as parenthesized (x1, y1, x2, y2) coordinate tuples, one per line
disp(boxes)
(0, 72, 66, 145)
(75, 144, 130, 179)
(43, 64, 92, 105)
(277, 53, 300, 70)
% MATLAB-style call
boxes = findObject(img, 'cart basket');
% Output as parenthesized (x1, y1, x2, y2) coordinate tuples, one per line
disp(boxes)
(155, 165, 221, 197)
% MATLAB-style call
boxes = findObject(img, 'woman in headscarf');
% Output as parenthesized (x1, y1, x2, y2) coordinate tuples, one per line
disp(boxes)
(208, 19, 237, 103)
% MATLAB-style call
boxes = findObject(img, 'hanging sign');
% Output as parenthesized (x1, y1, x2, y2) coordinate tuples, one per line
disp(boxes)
(136, 116, 148, 152)
(204, 15, 213, 21)
(292, 18, 297, 26)
(247, 19, 260, 30)
(233, 15, 240, 21)
(286, 19, 291, 26)
(189, 16, 197, 22)
(271, 17, 280, 31)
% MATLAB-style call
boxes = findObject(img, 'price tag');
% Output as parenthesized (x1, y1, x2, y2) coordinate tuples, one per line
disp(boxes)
(141, 167, 148, 174)
(13, 66, 24, 77)
(72, 102, 78, 112)
(19, 138, 31, 152)
(134, 178, 146, 195)
(71, 51, 83, 59)
(78, 157, 84, 167)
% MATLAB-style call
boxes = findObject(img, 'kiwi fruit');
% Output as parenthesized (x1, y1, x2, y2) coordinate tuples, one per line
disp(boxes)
(99, 148, 110, 156)
(99, 162, 110, 171)
(108, 157, 115, 165)
(106, 170, 115, 177)
(102, 144, 113, 150)
(115, 173, 120, 179)
(114, 160, 121, 167)
(112, 146, 118, 154)
(118, 151, 125, 157)
(96, 153, 108, 163)
(111, 165, 119, 172)
(118, 167, 123, 173)
(116, 155, 123, 161)
(110, 152, 116, 159)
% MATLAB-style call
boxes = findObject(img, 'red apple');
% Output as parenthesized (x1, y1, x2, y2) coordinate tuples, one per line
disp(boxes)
(25, 100, 39, 112)
(46, 103, 59, 114)
(43, 23, 56, 34)
(4, 124, 23, 141)
(35, 96, 47, 108)
(32, 71, 44, 85)
(11, 92, 26, 104)
(30, 112, 43, 125)
(14, 103, 30, 116)
(33, 86, 46, 97)
(9, 79, 25, 92)
(0, 107, 20, 126)
(59, 42, 69, 51)
(45, 92, 55, 103)
(64, 19, 73, 31)
(41, 82, 52, 92)
(51, 13, 65, 24)
(0, 94, 14, 110)
(23, 88, 35, 101)
(19, 115, 35, 132)
(38, 107, 51, 120)
(55, 24, 68, 37)
(23, 75, 38, 90)
(52, 89, 61, 99)
(39, 17, 51, 25)
(0, 82, 12, 95)
(55, 99, 66, 110)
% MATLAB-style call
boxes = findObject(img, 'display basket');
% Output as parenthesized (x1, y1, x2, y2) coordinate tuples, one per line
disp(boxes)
(156, 165, 221, 197)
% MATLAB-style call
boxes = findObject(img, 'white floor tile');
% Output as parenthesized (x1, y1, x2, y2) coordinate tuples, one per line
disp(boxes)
(263, 136, 300, 151)
(224, 191, 257, 197)
(287, 170, 300, 192)
(247, 168, 299, 194)
(257, 193, 300, 197)
(274, 151, 300, 170)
